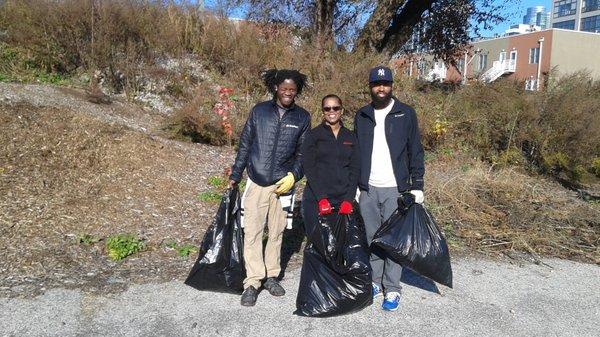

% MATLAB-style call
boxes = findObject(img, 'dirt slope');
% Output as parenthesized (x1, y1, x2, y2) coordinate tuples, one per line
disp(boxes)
(0, 84, 237, 297)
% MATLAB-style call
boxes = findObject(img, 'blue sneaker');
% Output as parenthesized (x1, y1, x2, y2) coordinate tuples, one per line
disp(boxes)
(382, 292, 401, 311)
(372, 283, 383, 300)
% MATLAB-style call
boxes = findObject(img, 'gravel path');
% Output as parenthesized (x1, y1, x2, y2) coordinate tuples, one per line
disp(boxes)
(1, 257, 598, 337)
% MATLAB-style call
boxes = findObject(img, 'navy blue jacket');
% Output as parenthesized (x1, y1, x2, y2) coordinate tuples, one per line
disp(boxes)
(354, 98, 425, 192)
(230, 100, 311, 186)
(301, 123, 360, 203)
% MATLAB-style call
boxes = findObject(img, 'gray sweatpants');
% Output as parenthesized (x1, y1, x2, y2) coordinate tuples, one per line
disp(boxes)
(359, 185, 402, 293)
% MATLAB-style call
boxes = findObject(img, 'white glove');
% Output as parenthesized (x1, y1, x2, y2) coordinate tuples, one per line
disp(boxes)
(410, 190, 424, 204)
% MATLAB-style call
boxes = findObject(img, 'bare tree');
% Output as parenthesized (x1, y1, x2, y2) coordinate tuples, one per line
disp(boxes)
(222, 0, 508, 60)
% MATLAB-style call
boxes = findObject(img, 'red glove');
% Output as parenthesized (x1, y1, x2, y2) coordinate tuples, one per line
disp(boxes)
(318, 198, 332, 215)
(339, 200, 353, 214)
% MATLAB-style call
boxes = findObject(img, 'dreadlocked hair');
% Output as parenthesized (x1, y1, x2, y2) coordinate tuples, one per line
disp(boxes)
(261, 69, 308, 96)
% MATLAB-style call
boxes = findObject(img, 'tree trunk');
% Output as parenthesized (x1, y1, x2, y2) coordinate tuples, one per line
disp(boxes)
(355, 0, 435, 57)
(314, 0, 336, 51)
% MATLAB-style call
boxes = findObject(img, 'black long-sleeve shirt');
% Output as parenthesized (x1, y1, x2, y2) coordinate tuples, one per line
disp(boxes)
(301, 123, 360, 203)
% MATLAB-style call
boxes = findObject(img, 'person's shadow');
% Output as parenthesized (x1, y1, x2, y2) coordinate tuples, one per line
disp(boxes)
(400, 268, 440, 294)
(277, 200, 306, 280)
(370, 245, 440, 294)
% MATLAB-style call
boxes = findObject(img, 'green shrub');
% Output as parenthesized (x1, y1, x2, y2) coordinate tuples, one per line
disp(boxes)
(208, 175, 226, 189)
(105, 234, 145, 261)
(77, 233, 100, 245)
(592, 158, 600, 177)
(497, 148, 525, 167)
(573, 165, 586, 181)
(165, 240, 198, 257)
(175, 244, 197, 257)
(543, 152, 569, 172)
(197, 191, 221, 203)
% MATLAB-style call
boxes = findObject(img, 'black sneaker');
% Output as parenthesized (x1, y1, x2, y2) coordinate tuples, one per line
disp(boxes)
(263, 277, 285, 296)
(241, 286, 258, 306)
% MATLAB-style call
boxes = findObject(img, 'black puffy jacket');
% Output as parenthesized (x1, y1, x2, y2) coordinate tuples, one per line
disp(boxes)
(229, 100, 311, 186)
(354, 98, 425, 192)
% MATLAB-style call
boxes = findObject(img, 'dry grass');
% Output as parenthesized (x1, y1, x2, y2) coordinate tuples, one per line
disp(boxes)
(426, 156, 599, 263)
(0, 98, 236, 296)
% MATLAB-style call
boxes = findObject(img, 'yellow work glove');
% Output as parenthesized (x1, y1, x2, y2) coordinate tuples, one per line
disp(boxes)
(274, 172, 295, 195)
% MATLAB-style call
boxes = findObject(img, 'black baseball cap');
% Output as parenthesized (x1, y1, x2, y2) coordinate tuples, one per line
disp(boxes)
(369, 66, 393, 83)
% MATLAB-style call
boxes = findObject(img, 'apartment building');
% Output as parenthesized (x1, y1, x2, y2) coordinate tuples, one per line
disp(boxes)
(398, 28, 600, 90)
(524, 6, 551, 29)
(552, 0, 600, 32)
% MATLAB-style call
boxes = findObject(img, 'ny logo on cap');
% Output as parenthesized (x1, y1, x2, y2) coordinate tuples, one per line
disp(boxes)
(378, 69, 385, 76)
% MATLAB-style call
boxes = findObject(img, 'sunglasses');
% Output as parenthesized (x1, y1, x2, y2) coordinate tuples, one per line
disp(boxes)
(322, 106, 342, 112)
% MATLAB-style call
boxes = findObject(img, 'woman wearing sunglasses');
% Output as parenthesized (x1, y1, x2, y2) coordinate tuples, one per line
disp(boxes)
(300, 94, 360, 236)
(296, 94, 371, 317)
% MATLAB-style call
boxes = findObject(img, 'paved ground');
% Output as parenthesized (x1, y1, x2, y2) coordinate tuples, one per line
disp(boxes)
(1, 257, 599, 337)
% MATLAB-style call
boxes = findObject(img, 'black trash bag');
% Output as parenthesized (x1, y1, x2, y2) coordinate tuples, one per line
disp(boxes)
(371, 195, 453, 288)
(295, 211, 373, 317)
(184, 187, 246, 294)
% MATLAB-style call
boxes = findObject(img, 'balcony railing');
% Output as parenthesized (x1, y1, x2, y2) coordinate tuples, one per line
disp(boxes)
(480, 59, 516, 83)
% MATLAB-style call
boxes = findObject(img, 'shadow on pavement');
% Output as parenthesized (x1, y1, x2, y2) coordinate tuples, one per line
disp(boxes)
(277, 201, 306, 280)
(401, 268, 440, 294)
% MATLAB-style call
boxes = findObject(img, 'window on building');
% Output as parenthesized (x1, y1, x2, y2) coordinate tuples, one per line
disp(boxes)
(525, 78, 538, 91)
(583, 0, 600, 13)
(553, 19, 576, 29)
(581, 15, 600, 32)
(499, 51, 507, 62)
(478, 54, 488, 71)
(529, 47, 540, 64)
(553, 0, 578, 18)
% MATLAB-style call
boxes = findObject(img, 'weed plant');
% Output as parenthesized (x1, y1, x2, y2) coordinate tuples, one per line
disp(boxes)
(105, 234, 145, 261)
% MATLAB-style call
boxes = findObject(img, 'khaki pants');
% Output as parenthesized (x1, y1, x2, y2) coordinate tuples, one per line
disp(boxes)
(243, 182, 287, 289)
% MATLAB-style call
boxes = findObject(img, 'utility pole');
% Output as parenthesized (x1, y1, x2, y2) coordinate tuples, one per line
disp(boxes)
(536, 37, 544, 91)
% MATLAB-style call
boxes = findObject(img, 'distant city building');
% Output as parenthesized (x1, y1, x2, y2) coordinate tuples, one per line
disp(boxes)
(523, 6, 551, 29)
(505, 24, 542, 36)
(552, 0, 600, 32)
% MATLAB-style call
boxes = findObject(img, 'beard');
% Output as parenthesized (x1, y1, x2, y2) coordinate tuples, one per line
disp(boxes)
(371, 91, 392, 108)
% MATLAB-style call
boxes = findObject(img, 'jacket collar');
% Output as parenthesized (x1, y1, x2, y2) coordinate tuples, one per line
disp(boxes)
(270, 99, 296, 112)
(359, 97, 401, 122)
(320, 121, 345, 133)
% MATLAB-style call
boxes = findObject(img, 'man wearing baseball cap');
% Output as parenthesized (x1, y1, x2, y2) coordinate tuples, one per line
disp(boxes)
(354, 66, 425, 311)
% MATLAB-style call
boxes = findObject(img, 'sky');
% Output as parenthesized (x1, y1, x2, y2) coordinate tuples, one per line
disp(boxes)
(481, 0, 553, 37)
(203, 0, 555, 38)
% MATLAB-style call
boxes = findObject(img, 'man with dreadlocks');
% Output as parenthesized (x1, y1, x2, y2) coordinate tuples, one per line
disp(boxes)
(229, 69, 311, 307)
